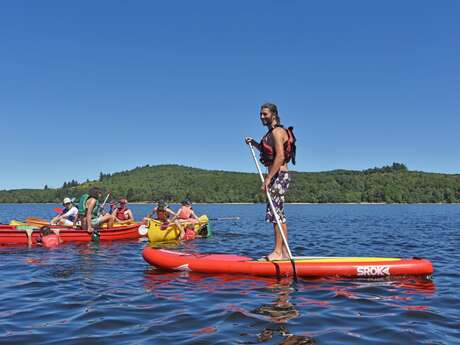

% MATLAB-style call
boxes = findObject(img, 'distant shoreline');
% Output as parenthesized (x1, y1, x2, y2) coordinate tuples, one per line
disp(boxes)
(1, 202, 459, 205)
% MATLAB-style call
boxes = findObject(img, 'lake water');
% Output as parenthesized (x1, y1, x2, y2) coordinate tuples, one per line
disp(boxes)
(0, 204, 459, 344)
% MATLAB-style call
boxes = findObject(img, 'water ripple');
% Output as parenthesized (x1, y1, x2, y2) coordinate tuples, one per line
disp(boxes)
(0, 204, 459, 344)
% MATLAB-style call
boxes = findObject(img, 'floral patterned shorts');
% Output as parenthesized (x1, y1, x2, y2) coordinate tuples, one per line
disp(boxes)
(266, 171, 290, 224)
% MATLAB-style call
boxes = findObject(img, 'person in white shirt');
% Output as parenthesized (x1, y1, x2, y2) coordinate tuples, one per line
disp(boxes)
(51, 198, 78, 226)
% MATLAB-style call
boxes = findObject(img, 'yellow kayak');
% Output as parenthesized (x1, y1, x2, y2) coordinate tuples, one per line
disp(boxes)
(146, 215, 211, 243)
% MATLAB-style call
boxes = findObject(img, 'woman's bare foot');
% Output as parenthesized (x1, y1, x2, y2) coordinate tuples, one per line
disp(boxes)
(266, 251, 284, 261)
(281, 249, 290, 259)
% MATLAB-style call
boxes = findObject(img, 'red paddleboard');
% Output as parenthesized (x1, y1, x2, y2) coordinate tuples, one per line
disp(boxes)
(142, 247, 433, 278)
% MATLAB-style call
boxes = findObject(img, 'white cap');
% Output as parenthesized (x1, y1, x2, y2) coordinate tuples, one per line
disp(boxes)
(63, 197, 72, 204)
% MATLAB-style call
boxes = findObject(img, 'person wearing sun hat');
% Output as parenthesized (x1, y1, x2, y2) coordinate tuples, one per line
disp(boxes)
(170, 199, 199, 240)
(51, 197, 78, 226)
(112, 198, 135, 224)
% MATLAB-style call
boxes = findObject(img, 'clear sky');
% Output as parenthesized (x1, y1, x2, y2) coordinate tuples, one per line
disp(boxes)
(1, 1, 459, 189)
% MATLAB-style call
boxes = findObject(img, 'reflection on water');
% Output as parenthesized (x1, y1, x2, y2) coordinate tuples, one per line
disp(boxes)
(144, 270, 435, 344)
(252, 280, 314, 344)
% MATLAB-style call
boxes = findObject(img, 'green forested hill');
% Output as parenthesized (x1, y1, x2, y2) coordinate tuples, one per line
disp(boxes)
(1, 163, 459, 203)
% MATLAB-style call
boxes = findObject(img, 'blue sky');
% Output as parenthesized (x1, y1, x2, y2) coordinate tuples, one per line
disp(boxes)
(0, 1, 459, 189)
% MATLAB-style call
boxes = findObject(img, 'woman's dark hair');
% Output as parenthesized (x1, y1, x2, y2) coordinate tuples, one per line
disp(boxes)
(158, 199, 166, 209)
(181, 199, 192, 206)
(89, 187, 102, 199)
(260, 102, 281, 125)
(40, 225, 52, 236)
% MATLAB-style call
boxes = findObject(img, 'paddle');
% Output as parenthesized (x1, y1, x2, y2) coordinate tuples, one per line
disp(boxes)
(209, 217, 240, 221)
(26, 217, 50, 226)
(98, 193, 111, 216)
(247, 142, 298, 282)
(91, 192, 111, 242)
(54, 207, 63, 214)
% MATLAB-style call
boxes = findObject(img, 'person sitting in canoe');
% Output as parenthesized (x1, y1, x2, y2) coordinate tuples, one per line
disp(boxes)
(170, 199, 199, 240)
(151, 200, 175, 222)
(51, 197, 78, 226)
(112, 198, 135, 224)
(78, 187, 114, 234)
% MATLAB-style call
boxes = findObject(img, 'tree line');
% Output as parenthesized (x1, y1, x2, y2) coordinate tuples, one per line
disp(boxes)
(1, 163, 459, 204)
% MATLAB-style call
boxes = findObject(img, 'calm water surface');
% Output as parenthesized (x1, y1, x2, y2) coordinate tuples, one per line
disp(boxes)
(0, 204, 459, 344)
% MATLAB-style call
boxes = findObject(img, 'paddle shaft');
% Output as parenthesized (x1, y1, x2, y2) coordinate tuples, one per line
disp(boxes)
(209, 217, 240, 221)
(99, 193, 111, 216)
(248, 142, 297, 278)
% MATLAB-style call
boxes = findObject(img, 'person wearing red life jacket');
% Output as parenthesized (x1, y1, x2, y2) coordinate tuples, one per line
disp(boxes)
(37, 226, 63, 249)
(245, 103, 296, 261)
(152, 200, 175, 222)
(182, 223, 197, 241)
(170, 199, 199, 240)
(112, 198, 135, 225)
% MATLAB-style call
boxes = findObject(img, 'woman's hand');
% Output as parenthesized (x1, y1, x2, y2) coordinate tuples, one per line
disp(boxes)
(245, 137, 256, 146)
(262, 176, 271, 192)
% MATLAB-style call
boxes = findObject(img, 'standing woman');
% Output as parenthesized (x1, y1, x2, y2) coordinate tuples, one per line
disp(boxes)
(245, 103, 296, 261)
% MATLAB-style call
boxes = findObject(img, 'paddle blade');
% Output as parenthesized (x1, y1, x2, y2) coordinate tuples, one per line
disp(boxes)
(26, 217, 49, 226)
(54, 208, 63, 214)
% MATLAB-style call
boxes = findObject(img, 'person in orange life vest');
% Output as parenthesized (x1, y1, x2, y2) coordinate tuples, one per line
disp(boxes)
(112, 198, 135, 224)
(151, 200, 175, 222)
(170, 199, 199, 240)
(37, 226, 63, 248)
(245, 103, 296, 261)
(183, 223, 197, 241)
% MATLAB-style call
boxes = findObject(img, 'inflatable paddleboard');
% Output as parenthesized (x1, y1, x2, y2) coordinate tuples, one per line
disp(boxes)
(142, 247, 433, 278)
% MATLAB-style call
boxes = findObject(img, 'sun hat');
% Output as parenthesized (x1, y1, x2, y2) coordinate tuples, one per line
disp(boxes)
(63, 197, 72, 204)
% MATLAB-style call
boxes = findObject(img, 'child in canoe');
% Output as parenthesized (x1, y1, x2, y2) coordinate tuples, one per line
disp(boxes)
(170, 199, 199, 240)
(150, 200, 175, 222)
(112, 198, 135, 225)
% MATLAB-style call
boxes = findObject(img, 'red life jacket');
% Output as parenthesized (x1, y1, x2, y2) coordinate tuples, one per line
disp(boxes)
(115, 207, 128, 221)
(178, 206, 192, 220)
(42, 234, 60, 248)
(183, 228, 196, 241)
(156, 208, 169, 222)
(260, 126, 296, 167)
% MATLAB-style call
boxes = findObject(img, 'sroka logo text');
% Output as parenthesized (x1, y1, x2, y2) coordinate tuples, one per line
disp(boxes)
(357, 266, 390, 277)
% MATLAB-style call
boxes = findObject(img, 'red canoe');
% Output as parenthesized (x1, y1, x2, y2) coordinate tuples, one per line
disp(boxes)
(0, 223, 142, 245)
(142, 247, 434, 278)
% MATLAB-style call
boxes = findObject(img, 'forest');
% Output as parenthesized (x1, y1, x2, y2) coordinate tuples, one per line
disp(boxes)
(1, 163, 459, 204)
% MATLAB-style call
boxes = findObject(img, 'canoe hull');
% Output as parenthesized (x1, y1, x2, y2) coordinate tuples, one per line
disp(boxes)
(146, 215, 211, 243)
(0, 224, 141, 245)
(142, 248, 434, 278)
